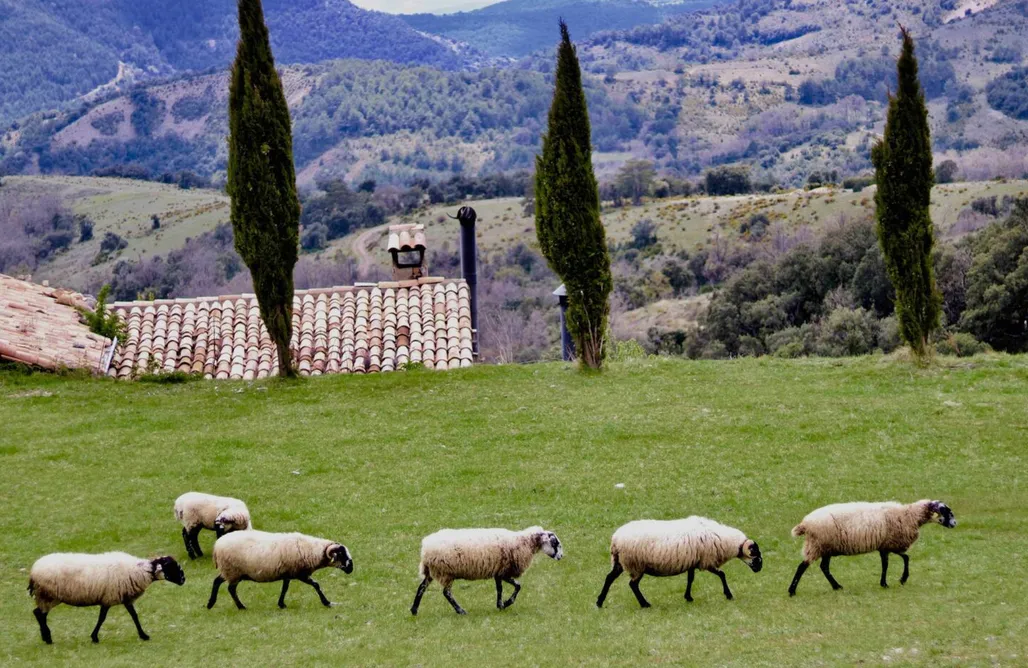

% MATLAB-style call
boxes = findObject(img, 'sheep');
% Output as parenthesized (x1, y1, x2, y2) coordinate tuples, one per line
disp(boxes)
(207, 530, 352, 610)
(788, 499, 957, 596)
(410, 526, 563, 615)
(28, 552, 185, 644)
(595, 517, 762, 609)
(173, 491, 252, 559)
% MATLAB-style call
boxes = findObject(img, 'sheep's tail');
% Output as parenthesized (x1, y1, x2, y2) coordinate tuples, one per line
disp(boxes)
(791, 523, 806, 537)
(27, 578, 35, 597)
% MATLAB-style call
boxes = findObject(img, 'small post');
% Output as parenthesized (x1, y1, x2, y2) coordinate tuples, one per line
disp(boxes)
(553, 284, 575, 362)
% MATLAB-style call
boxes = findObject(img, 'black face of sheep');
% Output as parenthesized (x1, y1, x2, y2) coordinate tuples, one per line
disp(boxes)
(740, 541, 763, 572)
(540, 532, 564, 560)
(153, 557, 186, 585)
(328, 544, 353, 574)
(931, 501, 957, 528)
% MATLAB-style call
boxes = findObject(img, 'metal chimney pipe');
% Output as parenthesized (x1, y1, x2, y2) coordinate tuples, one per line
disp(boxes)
(455, 206, 479, 356)
(553, 284, 575, 362)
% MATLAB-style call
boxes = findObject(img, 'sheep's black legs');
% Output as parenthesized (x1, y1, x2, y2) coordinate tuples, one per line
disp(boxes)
(189, 527, 204, 558)
(685, 568, 696, 602)
(596, 561, 623, 608)
(442, 585, 467, 615)
(278, 579, 290, 608)
(124, 602, 149, 641)
(410, 576, 431, 615)
(182, 528, 196, 560)
(207, 576, 224, 609)
(788, 561, 809, 596)
(33, 608, 52, 645)
(879, 550, 889, 587)
(820, 555, 843, 590)
(495, 576, 504, 609)
(299, 576, 333, 607)
(501, 577, 521, 609)
(898, 552, 910, 584)
(629, 575, 650, 608)
(90, 606, 109, 643)
(710, 568, 733, 600)
(228, 581, 246, 610)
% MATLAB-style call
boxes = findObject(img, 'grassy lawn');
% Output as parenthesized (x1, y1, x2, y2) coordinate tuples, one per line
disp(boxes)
(1, 357, 1026, 666)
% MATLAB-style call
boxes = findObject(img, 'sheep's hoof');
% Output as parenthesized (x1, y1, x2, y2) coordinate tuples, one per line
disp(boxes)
(684, 596, 693, 603)
(725, 594, 733, 601)
(832, 585, 843, 591)
(455, 609, 468, 615)
(410, 608, 418, 616)
(788, 590, 797, 597)
(139, 634, 150, 642)
(91, 635, 100, 644)
(639, 603, 651, 609)
(881, 583, 889, 589)
(278, 603, 287, 609)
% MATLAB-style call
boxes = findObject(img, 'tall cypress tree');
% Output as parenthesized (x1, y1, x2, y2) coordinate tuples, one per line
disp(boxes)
(535, 21, 612, 369)
(872, 28, 941, 363)
(228, 0, 300, 377)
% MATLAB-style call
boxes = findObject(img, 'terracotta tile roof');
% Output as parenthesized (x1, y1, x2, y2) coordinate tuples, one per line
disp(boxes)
(108, 277, 474, 380)
(0, 274, 113, 373)
(388, 224, 427, 252)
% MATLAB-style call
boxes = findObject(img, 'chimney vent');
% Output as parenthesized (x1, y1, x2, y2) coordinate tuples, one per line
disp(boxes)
(387, 224, 428, 281)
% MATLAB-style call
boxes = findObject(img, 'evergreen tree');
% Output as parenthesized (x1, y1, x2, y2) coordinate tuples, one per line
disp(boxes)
(871, 28, 940, 362)
(228, 0, 300, 377)
(535, 21, 612, 369)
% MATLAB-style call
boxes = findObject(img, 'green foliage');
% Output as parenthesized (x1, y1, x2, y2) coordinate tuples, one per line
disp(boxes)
(871, 30, 941, 362)
(935, 160, 959, 184)
(614, 159, 657, 205)
(228, 0, 300, 377)
(986, 67, 1028, 120)
(137, 370, 200, 384)
(81, 284, 126, 341)
(705, 165, 752, 196)
(935, 332, 991, 357)
(605, 335, 649, 362)
(535, 22, 613, 370)
(90, 111, 125, 137)
(130, 89, 167, 137)
(959, 200, 1028, 352)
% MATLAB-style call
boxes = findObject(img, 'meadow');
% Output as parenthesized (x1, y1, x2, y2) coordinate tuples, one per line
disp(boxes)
(1, 356, 1026, 665)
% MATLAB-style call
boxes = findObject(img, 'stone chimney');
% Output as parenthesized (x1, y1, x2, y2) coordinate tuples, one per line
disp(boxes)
(387, 224, 428, 281)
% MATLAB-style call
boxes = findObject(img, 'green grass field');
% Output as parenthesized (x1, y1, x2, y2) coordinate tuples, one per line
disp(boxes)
(1, 357, 1026, 666)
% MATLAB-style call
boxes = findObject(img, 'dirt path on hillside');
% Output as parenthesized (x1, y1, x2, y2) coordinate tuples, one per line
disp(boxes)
(353, 223, 390, 277)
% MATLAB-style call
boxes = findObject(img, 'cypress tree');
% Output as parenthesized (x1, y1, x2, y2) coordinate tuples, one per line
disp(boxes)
(228, 0, 301, 377)
(871, 28, 941, 363)
(535, 21, 613, 370)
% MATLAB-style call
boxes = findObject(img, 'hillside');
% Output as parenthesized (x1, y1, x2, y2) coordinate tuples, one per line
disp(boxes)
(0, 0, 470, 126)
(401, 0, 727, 58)
(2, 357, 1027, 664)
(4, 0, 1026, 187)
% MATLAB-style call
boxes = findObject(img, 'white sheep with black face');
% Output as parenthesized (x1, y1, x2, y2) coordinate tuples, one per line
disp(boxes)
(788, 499, 957, 595)
(207, 530, 353, 610)
(595, 516, 763, 609)
(174, 492, 252, 559)
(28, 552, 185, 644)
(410, 526, 564, 615)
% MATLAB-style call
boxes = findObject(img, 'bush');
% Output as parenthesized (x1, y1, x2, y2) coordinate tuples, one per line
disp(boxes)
(773, 341, 805, 359)
(607, 336, 648, 362)
(986, 67, 1028, 120)
(100, 231, 128, 253)
(78, 217, 94, 242)
(843, 176, 875, 192)
(814, 307, 879, 357)
(705, 165, 752, 196)
(301, 223, 329, 252)
(935, 332, 990, 357)
(700, 341, 730, 360)
(81, 284, 126, 341)
(877, 316, 901, 353)
(737, 335, 765, 357)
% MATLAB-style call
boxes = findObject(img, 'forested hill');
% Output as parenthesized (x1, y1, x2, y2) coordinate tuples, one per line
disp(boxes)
(0, 0, 469, 125)
(401, 0, 729, 58)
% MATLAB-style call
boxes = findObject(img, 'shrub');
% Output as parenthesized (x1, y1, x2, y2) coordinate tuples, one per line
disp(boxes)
(700, 341, 729, 360)
(100, 231, 128, 254)
(737, 335, 765, 357)
(81, 284, 126, 341)
(877, 316, 901, 353)
(935, 332, 990, 357)
(986, 67, 1028, 120)
(705, 165, 752, 196)
(814, 307, 880, 357)
(301, 223, 329, 252)
(78, 217, 94, 242)
(607, 336, 648, 362)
